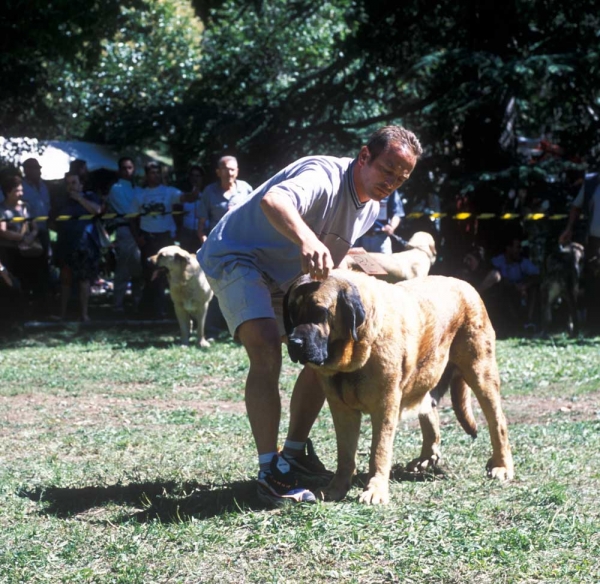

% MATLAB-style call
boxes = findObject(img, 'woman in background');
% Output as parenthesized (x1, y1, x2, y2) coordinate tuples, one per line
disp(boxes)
(51, 172, 102, 322)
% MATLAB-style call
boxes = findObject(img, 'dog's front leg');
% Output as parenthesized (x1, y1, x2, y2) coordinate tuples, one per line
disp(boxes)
(173, 304, 191, 345)
(360, 393, 401, 505)
(319, 400, 361, 502)
(195, 302, 211, 348)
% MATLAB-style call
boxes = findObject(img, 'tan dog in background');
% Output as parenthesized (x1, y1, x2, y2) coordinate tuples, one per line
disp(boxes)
(344, 231, 436, 282)
(149, 246, 213, 347)
(284, 270, 513, 505)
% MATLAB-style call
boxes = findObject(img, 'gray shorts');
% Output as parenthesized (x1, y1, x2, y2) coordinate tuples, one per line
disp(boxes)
(206, 264, 285, 339)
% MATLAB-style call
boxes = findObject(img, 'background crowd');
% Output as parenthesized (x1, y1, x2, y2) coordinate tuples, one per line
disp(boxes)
(0, 152, 598, 338)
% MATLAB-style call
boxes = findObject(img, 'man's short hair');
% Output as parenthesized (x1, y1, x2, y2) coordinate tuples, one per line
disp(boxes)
(145, 161, 161, 174)
(22, 158, 41, 169)
(366, 126, 423, 162)
(69, 159, 87, 174)
(218, 156, 238, 168)
(189, 164, 205, 175)
(0, 174, 22, 195)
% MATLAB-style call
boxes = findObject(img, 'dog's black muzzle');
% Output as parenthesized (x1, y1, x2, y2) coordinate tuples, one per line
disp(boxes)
(287, 325, 328, 366)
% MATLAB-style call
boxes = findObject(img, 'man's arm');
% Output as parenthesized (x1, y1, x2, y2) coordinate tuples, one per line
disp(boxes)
(260, 191, 334, 280)
(559, 205, 581, 244)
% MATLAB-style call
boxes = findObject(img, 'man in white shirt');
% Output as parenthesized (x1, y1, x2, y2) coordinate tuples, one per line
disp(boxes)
(107, 157, 143, 313)
(131, 162, 200, 317)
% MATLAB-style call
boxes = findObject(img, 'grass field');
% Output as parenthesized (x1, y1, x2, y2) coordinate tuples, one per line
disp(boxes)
(0, 324, 599, 583)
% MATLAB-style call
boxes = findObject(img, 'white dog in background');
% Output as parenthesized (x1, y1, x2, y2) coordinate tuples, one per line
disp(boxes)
(148, 246, 213, 347)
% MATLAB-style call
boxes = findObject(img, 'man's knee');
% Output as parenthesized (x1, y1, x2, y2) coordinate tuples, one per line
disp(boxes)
(238, 318, 282, 369)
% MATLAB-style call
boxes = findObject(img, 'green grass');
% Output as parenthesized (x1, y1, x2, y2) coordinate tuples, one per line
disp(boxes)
(1, 327, 599, 583)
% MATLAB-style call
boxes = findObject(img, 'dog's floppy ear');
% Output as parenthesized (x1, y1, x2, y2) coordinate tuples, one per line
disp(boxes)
(174, 250, 189, 263)
(283, 275, 319, 335)
(338, 282, 365, 342)
(283, 276, 307, 335)
(283, 283, 295, 336)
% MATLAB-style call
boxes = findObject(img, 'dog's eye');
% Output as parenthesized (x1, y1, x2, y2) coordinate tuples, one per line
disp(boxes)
(296, 305, 327, 325)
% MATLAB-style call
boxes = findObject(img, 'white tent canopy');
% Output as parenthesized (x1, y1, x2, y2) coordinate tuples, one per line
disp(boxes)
(0, 137, 172, 180)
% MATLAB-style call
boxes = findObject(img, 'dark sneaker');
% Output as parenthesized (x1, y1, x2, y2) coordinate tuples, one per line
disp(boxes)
(256, 454, 316, 508)
(282, 438, 334, 479)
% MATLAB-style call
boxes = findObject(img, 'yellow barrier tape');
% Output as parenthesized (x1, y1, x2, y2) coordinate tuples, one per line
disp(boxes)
(0, 210, 579, 223)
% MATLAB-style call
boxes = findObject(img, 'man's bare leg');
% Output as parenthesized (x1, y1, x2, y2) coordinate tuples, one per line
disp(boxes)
(286, 366, 326, 447)
(237, 318, 283, 455)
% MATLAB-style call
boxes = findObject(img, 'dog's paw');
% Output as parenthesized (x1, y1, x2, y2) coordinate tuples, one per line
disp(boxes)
(358, 478, 389, 505)
(486, 458, 514, 481)
(317, 477, 351, 502)
(406, 454, 441, 474)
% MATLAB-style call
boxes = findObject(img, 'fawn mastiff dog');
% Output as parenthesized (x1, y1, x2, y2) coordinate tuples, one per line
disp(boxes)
(148, 246, 213, 347)
(284, 270, 514, 505)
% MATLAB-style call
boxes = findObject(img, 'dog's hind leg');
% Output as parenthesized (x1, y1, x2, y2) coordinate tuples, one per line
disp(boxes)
(406, 406, 442, 474)
(459, 359, 514, 481)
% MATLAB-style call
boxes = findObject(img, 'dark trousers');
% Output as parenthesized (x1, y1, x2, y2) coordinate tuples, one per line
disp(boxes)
(139, 231, 173, 317)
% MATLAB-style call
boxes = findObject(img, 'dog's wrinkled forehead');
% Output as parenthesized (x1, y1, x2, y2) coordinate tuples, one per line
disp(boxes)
(289, 280, 331, 324)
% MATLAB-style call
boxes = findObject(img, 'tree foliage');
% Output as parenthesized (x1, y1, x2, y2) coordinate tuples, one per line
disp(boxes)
(2, 0, 599, 211)
(178, 0, 600, 203)
(0, 0, 140, 138)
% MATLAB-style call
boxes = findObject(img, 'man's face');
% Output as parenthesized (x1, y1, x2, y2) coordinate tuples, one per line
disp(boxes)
(506, 239, 522, 261)
(23, 163, 41, 181)
(119, 160, 135, 180)
(217, 160, 239, 188)
(145, 166, 162, 187)
(356, 143, 416, 203)
(65, 175, 82, 194)
(189, 169, 203, 188)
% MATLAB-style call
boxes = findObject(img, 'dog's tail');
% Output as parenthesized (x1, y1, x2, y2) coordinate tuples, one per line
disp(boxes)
(450, 368, 478, 438)
(430, 364, 478, 438)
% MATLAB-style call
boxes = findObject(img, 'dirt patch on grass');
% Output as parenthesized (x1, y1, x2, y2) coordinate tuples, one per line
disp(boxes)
(0, 393, 248, 434)
(1, 390, 599, 433)
(438, 390, 600, 427)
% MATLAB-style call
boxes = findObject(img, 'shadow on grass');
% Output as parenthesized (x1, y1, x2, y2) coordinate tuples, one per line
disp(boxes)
(19, 467, 444, 522)
(19, 480, 264, 522)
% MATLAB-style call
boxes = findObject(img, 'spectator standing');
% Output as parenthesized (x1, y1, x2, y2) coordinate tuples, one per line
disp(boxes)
(491, 237, 540, 333)
(354, 189, 405, 253)
(0, 174, 47, 318)
(197, 156, 253, 336)
(179, 164, 206, 253)
(69, 159, 91, 192)
(197, 156, 253, 242)
(106, 157, 143, 314)
(51, 173, 102, 322)
(560, 171, 600, 332)
(130, 162, 200, 317)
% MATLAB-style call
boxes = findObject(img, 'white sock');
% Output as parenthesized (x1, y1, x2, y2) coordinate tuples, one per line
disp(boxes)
(258, 452, 278, 473)
(283, 439, 306, 455)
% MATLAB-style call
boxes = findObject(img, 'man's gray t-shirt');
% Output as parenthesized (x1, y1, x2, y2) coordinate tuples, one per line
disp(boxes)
(197, 155, 379, 291)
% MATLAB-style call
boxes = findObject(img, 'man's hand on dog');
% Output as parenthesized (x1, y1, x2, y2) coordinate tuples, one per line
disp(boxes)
(300, 239, 334, 281)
